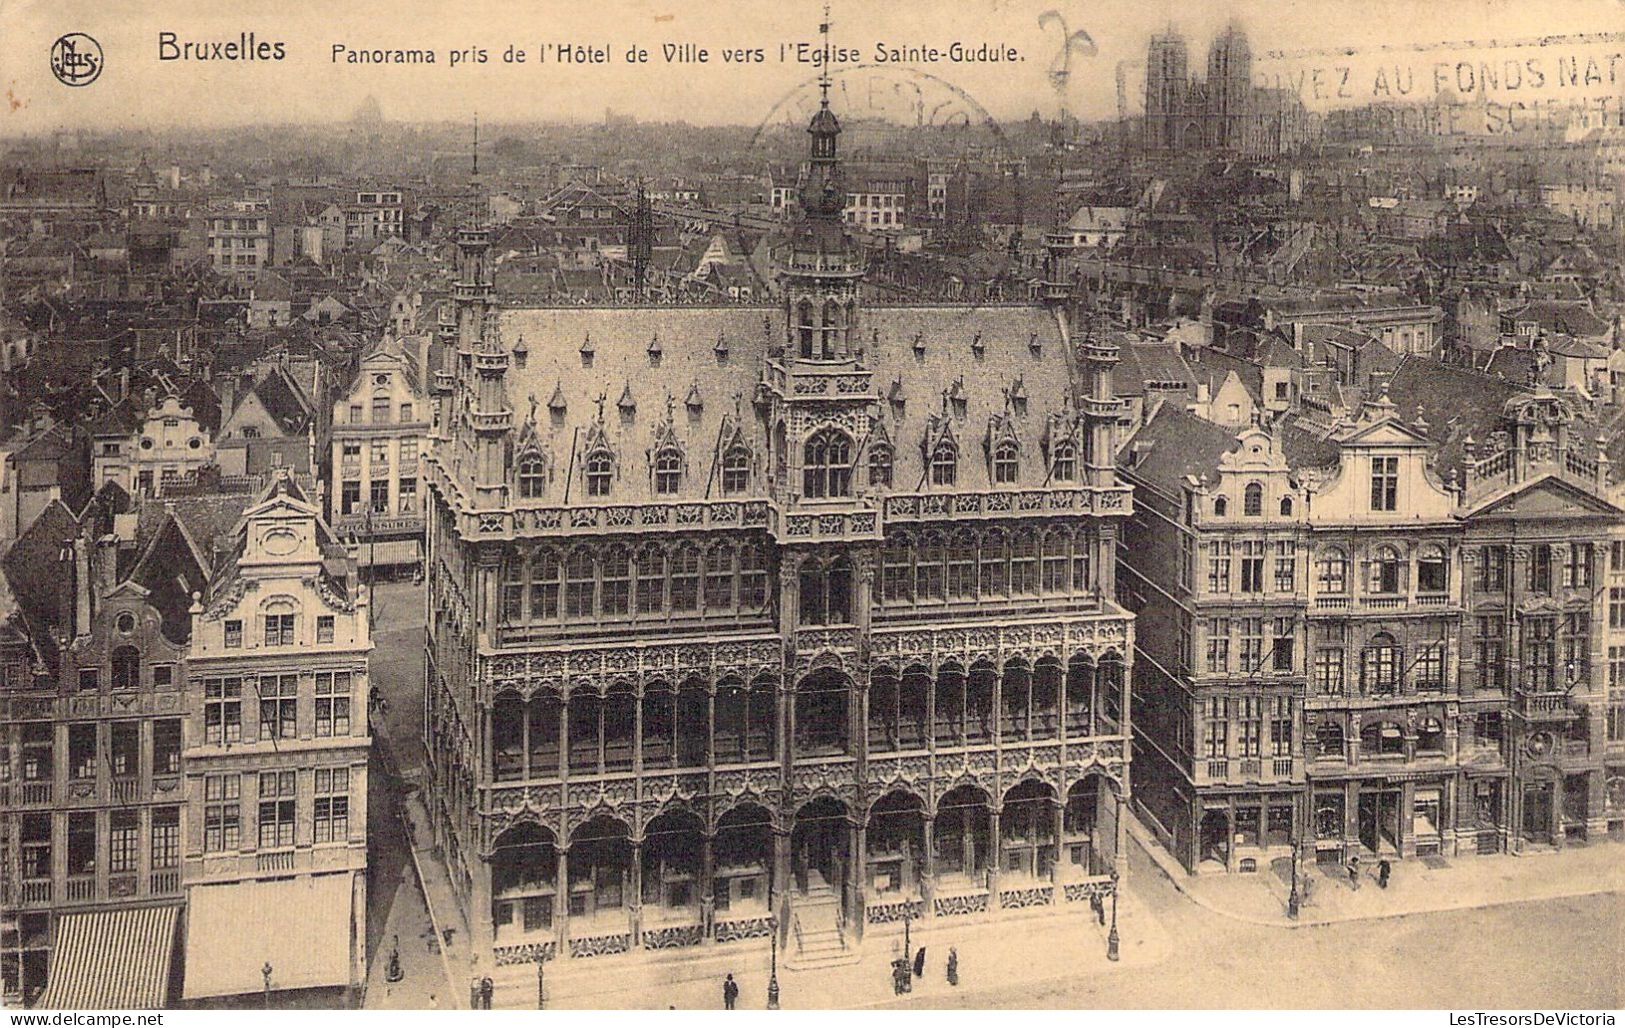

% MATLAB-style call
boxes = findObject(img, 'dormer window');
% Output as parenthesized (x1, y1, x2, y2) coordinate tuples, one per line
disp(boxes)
(993, 442, 1019, 485)
(930, 441, 958, 487)
(721, 447, 751, 495)
(654, 448, 683, 495)
(1052, 441, 1077, 482)
(518, 458, 547, 499)
(585, 450, 613, 497)
(869, 444, 893, 488)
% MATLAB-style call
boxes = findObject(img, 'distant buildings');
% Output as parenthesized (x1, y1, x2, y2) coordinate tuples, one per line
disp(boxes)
(1142, 24, 1314, 156)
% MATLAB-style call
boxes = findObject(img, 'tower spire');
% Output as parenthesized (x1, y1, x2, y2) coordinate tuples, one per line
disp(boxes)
(818, 3, 832, 107)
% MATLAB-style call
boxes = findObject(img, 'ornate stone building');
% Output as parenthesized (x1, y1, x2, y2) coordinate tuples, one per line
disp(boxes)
(422, 93, 1137, 980)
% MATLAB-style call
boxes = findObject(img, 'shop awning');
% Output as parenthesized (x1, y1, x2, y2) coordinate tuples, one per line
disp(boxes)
(353, 538, 422, 567)
(34, 904, 181, 1009)
(183, 872, 355, 999)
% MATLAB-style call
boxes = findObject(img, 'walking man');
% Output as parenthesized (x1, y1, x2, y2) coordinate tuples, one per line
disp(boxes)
(722, 973, 739, 1010)
(1377, 858, 1391, 890)
(1346, 854, 1361, 890)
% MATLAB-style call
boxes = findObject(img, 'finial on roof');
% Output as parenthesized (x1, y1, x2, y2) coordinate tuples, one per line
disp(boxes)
(818, 3, 833, 107)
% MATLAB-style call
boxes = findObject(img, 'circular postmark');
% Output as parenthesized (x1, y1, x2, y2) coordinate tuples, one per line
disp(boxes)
(51, 33, 103, 87)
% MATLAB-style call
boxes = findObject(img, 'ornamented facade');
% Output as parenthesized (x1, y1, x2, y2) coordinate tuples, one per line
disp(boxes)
(422, 94, 1136, 976)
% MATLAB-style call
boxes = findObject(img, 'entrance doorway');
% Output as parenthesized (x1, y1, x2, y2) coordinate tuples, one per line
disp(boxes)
(1198, 809, 1230, 870)
(1357, 790, 1400, 855)
(791, 797, 848, 895)
(1522, 782, 1554, 845)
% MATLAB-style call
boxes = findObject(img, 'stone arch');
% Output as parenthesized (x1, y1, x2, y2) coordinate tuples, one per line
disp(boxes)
(490, 821, 559, 944)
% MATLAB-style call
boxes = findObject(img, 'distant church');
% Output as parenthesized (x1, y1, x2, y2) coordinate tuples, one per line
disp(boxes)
(1142, 23, 1313, 156)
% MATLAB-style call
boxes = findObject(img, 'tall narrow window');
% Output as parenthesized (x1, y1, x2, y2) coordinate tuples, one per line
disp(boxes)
(993, 442, 1019, 485)
(930, 441, 958, 487)
(585, 450, 613, 497)
(518, 458, 547, 499)
(1051, 441, 1076, 482)
(654, 449, 683, 495)
(868, 444, 893, 488)
(721, 447, 750, 495)
(1370, 456, 1399, 511)
(1243, 482, 1263, 516)
(802, 429, 853, 499)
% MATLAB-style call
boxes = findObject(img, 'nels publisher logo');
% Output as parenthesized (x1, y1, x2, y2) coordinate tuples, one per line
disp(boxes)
(50, 32, 103, 86)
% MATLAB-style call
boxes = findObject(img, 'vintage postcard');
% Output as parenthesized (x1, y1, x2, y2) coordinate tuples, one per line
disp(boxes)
(0, 0, 1621, 1015)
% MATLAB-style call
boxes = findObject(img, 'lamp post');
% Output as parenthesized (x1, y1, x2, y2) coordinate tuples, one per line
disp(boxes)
(262, 962, 273, 1009)
(536, 952, 550, 1010)
(1106, 870, 1120, 962)
(902, 906, 913, 971)
(1287, 838, 1301, 920)
(767, 917, 780, 1009)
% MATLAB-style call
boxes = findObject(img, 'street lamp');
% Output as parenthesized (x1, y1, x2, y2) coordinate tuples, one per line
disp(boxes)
(262, 962, 273, 1009)
(1287, 837, 1301, 920)
(1106, 870, 1120, 962)
(536, 952, 551, 1010)
(902, 905, 913, 971)
(767, 916, 780, 1009)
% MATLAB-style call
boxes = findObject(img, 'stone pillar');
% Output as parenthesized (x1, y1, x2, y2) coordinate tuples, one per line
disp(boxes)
(848, 823, 866, 942)
(1051, 799, 1067, 883)
(987, 808, 1001, 908)
(554, 846, 570, 953)
(921, 813, 937, 915)
(471, 847, 494, 971)
(772, 828, 792, 948)
(521, 699, 531, 781)
(628, 840, 643, 946)
(557, 695, 569, 780)
(1115, 790, 1129, 879)
(700, 833, 716, 942)
(482, 709, 494, 782)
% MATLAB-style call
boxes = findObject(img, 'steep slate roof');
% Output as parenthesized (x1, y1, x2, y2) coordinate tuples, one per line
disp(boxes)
(1118, 403, 1241, 496)
(497, 303, 1074, 503)
(1505, 300, 1610, 338)
(1383, 355, 1522, 477)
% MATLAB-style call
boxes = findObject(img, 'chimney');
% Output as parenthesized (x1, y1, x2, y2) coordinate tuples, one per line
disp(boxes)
(73, 535, 92, 638)
(95, 534, 119, 596)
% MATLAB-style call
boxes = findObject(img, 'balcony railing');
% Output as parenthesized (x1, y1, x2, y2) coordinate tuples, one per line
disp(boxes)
(65, 876, 96, 902)
(1515, 690, 1579, 720)
(110, 777, 140, 804)
(19, 781, 51, 805)
(150, 869, 181, 895)
(21, 879, 51, 904)
(257, 849, 296, 873)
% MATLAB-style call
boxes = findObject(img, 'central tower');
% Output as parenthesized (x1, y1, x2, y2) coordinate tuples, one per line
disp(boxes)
(779, 55, 864, 362)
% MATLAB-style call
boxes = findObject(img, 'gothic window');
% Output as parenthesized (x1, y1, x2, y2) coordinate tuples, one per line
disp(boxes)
(868, 444, 893, 488)
(797, 300, 816, 358)
(739, 543, 770, 612)
(531, 549, 562, 622)
(800, 557, 854, 626)
(993, 442, 1020, 485)
(518, 458, 546, 499)
(705, 542, 736, 612)
(1072, 530, 1093, 592)
(803, 429, 853, 499)
(602, 545, 631, 616)
(1042, 529, 1070, 594)
(915, 532, 946, 602)
(671, 544, 701, 612)
(883, 536, 913, 605)
(822, 299, 842, 359)
(1243, 482, 1263, 516)
(930, 441, 958, 487)
(565, 548, 595, 619)
(1010, 530, 1039, 595)
(721, 447, 751, 495)
(1051, 441, 1077, 482)
(948, 530, 978, 600)
(585, 449, 613, 497)
(635, 545, 666, 616)
(654, 448, 683, 495)
(980, 529, 1009, 597)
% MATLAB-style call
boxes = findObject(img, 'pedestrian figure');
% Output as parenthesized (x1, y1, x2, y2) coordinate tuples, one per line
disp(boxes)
(1346, 855, 1360, 890)
(892, 959, 912, 995)
(722, 973, 739, 1010)
(946, 948, 959, 987)
(1377, 859, 1391, 889)
(913, 945, 927, 978)
(1090, 890, 1105, 926)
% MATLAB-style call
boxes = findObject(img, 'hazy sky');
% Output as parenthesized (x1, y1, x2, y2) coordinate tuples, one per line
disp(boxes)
(1, 0, 1619, 135)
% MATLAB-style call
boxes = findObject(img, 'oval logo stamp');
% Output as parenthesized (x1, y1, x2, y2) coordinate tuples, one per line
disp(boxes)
(51, 32, 104, 87)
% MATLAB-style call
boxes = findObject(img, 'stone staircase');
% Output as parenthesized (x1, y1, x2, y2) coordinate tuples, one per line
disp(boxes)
(784, 873, 859, 970)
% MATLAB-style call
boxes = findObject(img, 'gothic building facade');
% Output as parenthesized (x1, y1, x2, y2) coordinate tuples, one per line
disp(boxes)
(1142, 24, 1314, 157)
(422, 96, 1137, 982)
